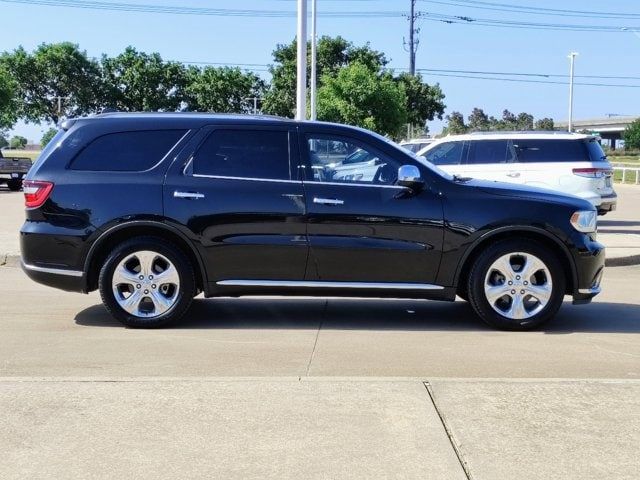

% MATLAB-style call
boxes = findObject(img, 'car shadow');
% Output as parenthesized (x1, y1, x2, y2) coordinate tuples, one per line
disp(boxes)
(74, 297, 640, 334)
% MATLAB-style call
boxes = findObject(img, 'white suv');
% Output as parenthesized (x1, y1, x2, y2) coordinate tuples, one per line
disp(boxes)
(417, 132, 617, 214)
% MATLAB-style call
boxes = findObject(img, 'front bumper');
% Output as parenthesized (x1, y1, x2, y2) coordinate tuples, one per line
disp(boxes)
(570, 233, 605, 304)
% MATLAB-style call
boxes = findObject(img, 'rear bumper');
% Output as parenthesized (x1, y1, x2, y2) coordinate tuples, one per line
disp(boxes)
(597, 192, 617, 213)
(21, 260, 86, 293)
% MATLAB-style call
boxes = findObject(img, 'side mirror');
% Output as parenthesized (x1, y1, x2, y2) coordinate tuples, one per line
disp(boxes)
(397, 164, 424, 189)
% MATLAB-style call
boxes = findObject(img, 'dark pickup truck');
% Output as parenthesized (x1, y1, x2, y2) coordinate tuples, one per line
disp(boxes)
(0, 149, 31, 191)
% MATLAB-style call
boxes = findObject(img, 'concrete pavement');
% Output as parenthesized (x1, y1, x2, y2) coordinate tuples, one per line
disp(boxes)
(1, 185, 640, 479)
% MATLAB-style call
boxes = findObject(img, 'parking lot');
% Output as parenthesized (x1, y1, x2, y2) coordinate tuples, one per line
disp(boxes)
(1, 186, 639, 479)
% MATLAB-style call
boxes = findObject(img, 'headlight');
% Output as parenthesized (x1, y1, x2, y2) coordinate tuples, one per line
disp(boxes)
(570, 210, 597, 233)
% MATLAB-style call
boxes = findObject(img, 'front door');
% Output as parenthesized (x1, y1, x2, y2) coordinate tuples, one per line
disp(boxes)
(300, 127, 443, 284)
(163, 125, 308, 287)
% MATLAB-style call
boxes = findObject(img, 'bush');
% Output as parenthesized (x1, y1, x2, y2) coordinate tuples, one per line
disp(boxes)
(622, 119, 640, 150)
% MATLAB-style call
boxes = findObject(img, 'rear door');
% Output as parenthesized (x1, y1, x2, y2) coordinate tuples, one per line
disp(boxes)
(463, 139, 519, 182)
(163, 124, 308, 287)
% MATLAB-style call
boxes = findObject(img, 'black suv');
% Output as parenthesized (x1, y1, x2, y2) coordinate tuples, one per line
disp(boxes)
(20, 113, 605, 330)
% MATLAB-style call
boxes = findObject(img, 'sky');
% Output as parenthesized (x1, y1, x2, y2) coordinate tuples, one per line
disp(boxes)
(1, 0, 640, 142)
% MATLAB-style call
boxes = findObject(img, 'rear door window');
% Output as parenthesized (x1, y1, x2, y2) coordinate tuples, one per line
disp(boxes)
(466, 140, 515, 164)
(513, 139, 590, 163)
(192, 129, 291, 180)
(70, 130, 186, 171)
(424, 141, 467, 165)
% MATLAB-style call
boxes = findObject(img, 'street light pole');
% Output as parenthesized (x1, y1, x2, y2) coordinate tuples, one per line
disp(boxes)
(296, 0, 308, 121)
(568, 52, 578, 133)
(310, 0, 318, 121)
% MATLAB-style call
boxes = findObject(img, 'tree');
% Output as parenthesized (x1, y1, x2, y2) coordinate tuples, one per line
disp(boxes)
(0, 43, 102, 124)
(263, 36, 387, 117)
(101, 47, 187, 111)
(443, 111, 467, 134)
(0, 65, 18, 130)
(467, 107, 490, 131)
(500, 109, 518, 130)
(184, 66, 265, 113)
(395, 73, 445, 129)
(41, 127, 58, 148)
(623, 118, 640, 149)
(516, 112, 534, 130)
(535, 118, 554, 130)
(9, 135, 27, 149)
(317, 63, 407, 137)
(0, 134, 8, 149)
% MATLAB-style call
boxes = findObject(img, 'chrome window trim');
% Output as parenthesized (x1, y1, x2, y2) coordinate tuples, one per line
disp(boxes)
(191, 174, 301, 184)
(22, 261, 83, 277)
(216, 280, 444, 290)
(303, 180, 405, 190)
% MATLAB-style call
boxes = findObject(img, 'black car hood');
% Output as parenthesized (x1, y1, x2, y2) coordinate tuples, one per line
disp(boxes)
(464, 178, 594, 210)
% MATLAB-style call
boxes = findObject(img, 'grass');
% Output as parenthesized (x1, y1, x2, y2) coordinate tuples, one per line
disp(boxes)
(1, 149, 40, 162)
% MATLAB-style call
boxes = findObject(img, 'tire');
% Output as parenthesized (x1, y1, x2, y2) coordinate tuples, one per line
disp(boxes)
(98, 236, 196, 328)
(7, 179, 22, 191)
(467, 239, 565, 331)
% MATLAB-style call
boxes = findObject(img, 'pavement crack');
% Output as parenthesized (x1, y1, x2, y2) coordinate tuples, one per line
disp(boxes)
(305, 299, 327, 377)
(423, 381, 474, 480)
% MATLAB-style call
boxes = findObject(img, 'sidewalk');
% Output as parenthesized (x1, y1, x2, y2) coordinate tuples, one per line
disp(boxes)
(1, 377, 638, 480)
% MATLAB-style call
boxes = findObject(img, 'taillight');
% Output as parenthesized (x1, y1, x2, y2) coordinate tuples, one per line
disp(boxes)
(572, 168, 612, 178)
(23, 180, 54, 208)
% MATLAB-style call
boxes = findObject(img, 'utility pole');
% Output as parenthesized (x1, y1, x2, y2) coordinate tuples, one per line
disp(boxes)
(568, 52, 578, 132)
(310, 0, 318, 120)
(296, 0, 308, 121)
(404, 0, 420, 75)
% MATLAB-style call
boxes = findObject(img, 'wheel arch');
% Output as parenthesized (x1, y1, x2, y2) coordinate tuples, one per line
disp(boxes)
(84, 220, 207, 294)
(454, 226, 577, 298)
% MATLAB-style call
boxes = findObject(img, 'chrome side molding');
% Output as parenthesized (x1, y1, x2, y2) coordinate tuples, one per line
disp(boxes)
(21, 261, 83, 277)
(216, 279, 444, 290)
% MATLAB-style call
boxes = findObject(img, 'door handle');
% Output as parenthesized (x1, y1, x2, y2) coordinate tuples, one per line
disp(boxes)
(313, 197, 344, 206)
(506, 172, 521, 178)
(174, 191, 205, 199)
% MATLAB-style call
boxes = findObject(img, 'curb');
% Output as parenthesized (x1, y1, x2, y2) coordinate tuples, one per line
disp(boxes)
(2, 252, 639, 270)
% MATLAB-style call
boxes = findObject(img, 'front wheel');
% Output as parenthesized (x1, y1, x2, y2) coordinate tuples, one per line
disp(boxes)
(98, 237, 196, 328)
(467, 240, 565, 330)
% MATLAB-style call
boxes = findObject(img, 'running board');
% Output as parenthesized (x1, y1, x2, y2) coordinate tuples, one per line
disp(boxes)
(216, 280, 444, 290)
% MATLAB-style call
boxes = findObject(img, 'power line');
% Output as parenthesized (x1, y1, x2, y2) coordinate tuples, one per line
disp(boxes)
(420, 0, 640, 20)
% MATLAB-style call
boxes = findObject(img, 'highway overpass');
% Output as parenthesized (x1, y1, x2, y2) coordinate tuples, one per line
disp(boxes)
(555, 116, 639, 149)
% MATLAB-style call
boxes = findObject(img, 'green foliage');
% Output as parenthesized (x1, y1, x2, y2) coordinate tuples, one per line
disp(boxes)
(9, 135, 27, 149)
(467, 107, 490, 131)
(317, 63, 407, 138)
(0, 43, 102, 124)
(395, 73, 445, 128)
(100, 47, 188, 111)
(0, 134, 8, 148)
(184, 66, 265, 113)
(0, 66, 18, 130)
(40, 127, 58, 148)
(443, 111, 468, 134)
(535, 117, 554, 130)
(623, 118, 640, 150)
(263, 36, 388, 117)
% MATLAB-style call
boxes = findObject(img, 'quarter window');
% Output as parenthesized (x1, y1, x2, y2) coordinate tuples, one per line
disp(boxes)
(70, 130, 186, 171)
(307, 136, 401, 185)
(193, 129, 291, 180)
(513, 139, 589, 163)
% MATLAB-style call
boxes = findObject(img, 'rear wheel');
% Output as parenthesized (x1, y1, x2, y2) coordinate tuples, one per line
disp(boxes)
(467, 239, 565, 330)
(98, 237, 196, 328)
(7, 179, 22, 191)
